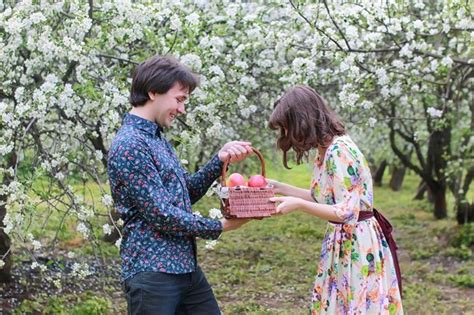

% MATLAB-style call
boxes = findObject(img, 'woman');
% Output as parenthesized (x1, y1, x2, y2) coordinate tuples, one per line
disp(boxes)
(268, 85, 403, 314)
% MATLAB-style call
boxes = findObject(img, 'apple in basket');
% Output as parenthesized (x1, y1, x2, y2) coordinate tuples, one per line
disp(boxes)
(247, 175, 267, 188)
(228, 173, 246, 187)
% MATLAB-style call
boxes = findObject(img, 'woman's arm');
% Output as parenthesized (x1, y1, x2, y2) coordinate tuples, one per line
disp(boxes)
(270, 196, 344, 222)
(267, 179, 314, 202)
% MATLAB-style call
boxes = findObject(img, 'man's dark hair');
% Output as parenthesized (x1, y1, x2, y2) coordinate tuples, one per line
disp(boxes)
(129, 55, 199, 107)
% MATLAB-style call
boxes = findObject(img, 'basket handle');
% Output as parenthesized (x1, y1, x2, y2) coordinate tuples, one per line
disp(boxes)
(220, 147, 266, 187)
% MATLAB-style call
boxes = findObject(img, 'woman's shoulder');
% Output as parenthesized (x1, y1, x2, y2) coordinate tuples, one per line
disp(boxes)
(327, 135, 363, 161)
(328, 134, 357, 151)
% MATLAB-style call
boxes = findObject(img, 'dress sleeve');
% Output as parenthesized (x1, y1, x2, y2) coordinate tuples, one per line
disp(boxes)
(325, 142, 364, 225)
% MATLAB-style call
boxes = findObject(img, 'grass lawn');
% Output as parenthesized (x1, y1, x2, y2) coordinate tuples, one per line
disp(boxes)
(8, 159, 474, 314)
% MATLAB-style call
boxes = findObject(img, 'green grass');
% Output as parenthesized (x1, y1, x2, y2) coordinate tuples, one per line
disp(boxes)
(14, 160, 474, 314)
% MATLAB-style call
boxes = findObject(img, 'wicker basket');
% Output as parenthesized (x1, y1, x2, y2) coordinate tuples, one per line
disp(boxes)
(219, 147, 276, 219)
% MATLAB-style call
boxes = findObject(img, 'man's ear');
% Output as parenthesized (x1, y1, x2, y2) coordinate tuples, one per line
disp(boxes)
(148, 91, 156, 101)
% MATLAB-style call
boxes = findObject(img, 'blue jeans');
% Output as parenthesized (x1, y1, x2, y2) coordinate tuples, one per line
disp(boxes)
(123, 266, 221, 315)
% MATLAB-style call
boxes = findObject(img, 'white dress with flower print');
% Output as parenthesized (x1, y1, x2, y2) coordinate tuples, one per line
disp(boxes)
(310, 135, 403, 315)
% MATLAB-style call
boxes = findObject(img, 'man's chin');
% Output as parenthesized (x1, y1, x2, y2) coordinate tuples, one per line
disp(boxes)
(156, 119, 170, 128)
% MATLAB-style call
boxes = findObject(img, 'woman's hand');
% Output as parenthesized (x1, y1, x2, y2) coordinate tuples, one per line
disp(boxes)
(270, 196, 303, 215)
(266, 178, 284, 195)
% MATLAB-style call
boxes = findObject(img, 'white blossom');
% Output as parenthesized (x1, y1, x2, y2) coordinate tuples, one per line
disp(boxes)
(235, 61, 249, 69)
(381, 87, 390, 98)
(206, 122, 223, 138)
(3, 213, 13, 235)
(205, 240, 218, 250)
(430, 59, 439, 71)
(209, 208, 223, 219)
(95, 150, 103, 161)
(170, 14, 182, 31)
(375, 68, 389, 85)
(102, 223, 112, 236)
(400, 44, 413, 58)
(181, 53, 202, 71)
(71, 262, 92, 279)
(31, 261, 40, 270)
(427, 107, 443, 118)
(441, 56, 453, 67)
(32, 240, 42, 251)
(55, 172, 65, 181)
(76, 222, 89, 238)
(413, 20, 424, 30)
(53, 279, 62, 289)
(102, 194, 113, 206)
(368, 117, 377, 127)
(185, 12, 200, 26)
(361, 100, 373, 110)
(240, 76, 257, 89)
(209, 65, 225, 78)
(240, 105, 257, 118)
(392, 60, 404, 69)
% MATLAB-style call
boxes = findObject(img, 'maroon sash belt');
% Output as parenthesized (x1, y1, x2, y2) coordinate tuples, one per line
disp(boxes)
(330, 208, 402, 297)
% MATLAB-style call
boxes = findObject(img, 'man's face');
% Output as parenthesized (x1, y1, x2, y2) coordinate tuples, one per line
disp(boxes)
(150, 82, 189, 128)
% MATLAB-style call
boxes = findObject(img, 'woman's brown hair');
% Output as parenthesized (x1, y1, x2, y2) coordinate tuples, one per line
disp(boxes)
(268, 85, 346, 169)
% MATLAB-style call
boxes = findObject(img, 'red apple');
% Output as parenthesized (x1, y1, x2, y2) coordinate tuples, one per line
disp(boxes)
(247, 175, 267, 187)
(228, 173, 246, 187)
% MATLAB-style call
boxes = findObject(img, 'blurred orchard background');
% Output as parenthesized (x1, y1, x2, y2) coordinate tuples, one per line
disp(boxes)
(0, 0, 473, 313)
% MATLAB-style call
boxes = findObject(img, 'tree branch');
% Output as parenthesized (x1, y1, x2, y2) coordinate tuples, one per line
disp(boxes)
(96, 54, 138, 65)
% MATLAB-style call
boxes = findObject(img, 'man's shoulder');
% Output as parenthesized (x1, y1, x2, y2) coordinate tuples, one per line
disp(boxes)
(109, 126, 150, 156)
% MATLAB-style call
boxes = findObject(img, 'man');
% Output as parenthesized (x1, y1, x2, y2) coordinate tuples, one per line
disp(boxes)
(107, 55, 251, 314)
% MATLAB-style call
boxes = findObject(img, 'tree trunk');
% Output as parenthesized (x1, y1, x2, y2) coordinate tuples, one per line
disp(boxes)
(373, 160, 387, 187)
(0, 154, 16, 283)
(414, 180, 426, 200)
(429, 182, 448, 219)
(0, 229, 11, 282)
(389, 166, 406, 191)
(456, 202, 474, 224)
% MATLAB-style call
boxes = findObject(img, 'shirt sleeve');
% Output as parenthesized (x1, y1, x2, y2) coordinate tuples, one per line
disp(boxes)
(109, 139, 222, 239)
(326, 142, 364, 225)
(183, 154, 223, 204)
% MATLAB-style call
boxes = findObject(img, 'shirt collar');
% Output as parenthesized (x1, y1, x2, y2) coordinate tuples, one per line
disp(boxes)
(124, 113, 163, 138)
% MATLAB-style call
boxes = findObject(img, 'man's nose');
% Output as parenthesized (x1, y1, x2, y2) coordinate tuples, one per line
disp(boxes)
(177, 104, 186, 114)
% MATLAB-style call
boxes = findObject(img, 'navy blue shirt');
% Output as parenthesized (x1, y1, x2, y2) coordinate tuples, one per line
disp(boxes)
(108, 113, 223, 280)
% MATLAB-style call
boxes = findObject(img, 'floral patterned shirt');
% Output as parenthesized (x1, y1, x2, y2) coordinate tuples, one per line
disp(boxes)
(108, 113, 223, 280)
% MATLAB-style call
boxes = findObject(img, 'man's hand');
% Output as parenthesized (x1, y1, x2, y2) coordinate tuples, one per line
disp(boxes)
(269, 196, 303, 215)
(220, 218, 250, 232)
(218, 141, 252, 163)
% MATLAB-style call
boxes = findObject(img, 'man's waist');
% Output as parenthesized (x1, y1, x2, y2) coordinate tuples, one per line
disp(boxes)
(122, 259, 198, 282)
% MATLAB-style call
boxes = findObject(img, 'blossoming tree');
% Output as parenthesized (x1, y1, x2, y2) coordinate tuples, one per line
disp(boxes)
(283, 0, 473, 221)
(0, 0, 290, 283)
(0, 0, 472, 286)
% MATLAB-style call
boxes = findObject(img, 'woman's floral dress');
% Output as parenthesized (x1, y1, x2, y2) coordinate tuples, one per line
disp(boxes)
(310, 135, 403, 315)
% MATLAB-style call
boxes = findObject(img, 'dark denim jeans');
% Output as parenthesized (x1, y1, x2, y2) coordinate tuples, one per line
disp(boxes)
(123, 266, 221, 315)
